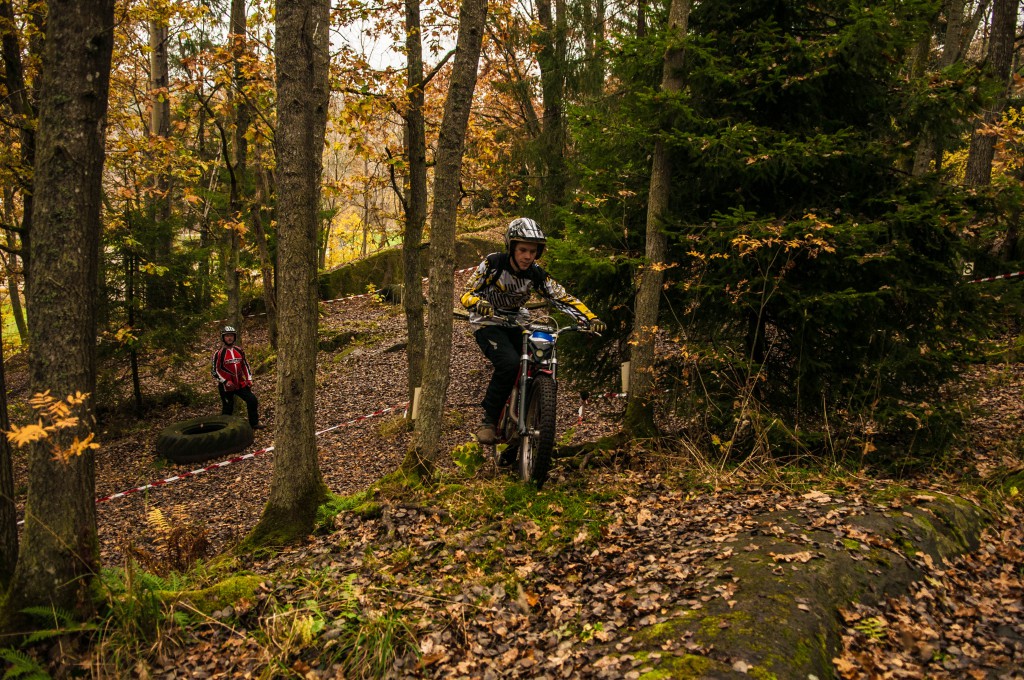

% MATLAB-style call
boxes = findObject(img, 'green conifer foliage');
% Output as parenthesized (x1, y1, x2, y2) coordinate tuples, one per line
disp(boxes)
(559, 0, 985, 461)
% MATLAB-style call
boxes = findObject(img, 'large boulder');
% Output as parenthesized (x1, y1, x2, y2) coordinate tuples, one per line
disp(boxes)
(614, 492, 987, 678)
(318, 233, 500, 302)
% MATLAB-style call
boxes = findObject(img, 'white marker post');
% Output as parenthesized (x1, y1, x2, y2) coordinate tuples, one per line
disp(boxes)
(411, 386, 422, 420)
(621, 361, 631, 395)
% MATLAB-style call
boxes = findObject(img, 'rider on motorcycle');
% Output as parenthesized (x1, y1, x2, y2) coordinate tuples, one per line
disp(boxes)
(461, 217, 606, 444)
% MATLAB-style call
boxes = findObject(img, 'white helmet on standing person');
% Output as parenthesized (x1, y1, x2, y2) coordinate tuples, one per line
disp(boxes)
(222, 325, 237, 343)
(505, 217, 547, 258)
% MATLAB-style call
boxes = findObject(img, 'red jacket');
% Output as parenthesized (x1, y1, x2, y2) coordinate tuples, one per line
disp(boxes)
(212, 345, 252, 391)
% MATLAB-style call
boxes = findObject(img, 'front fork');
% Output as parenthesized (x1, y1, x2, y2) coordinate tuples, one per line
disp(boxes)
(516, 332, 531, 437)
(514, 331, 556, 438)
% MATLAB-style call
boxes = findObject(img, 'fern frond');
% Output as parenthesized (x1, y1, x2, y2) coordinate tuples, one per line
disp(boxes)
(23, 619, 98, 645)
(0, 646, 50, 679)
(136, 570, 171, 592)
(147, 508, 171, 537)
(19, 606, 75, 628)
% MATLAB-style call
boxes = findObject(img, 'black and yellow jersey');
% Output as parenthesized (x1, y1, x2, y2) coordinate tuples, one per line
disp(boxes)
(460, 252, 597, 326)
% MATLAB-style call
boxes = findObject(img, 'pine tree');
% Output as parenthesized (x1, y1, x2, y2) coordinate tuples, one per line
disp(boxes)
(563, 0, 980, 458)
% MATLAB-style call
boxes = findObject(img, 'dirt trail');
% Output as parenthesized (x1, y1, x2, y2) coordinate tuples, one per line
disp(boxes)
(8, 269, 620, 562)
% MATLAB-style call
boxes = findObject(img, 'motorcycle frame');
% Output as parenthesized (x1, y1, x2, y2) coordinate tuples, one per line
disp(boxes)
(513, 329, 556, 439)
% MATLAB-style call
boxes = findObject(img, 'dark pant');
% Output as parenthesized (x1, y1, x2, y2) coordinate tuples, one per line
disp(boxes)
(475, 325, 524, 424)
(219, 384, 259, 428)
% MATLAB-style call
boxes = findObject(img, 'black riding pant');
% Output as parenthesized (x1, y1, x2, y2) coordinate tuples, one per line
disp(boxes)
(475, 325, 524, 424)
(219, 384, 259, 428)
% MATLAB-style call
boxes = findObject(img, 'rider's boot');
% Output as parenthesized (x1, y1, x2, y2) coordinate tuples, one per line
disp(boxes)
(476, 419, 498, 445)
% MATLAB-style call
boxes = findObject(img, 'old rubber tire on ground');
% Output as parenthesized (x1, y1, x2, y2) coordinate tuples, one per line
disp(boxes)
(156, 415, 253, 464)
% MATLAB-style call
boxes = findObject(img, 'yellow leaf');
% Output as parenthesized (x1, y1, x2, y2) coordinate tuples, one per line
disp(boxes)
(54, 433, 100, 461)
(52, 417, 81, 431)
(28, 391, 55, 409)
(8, 423, 49, 447)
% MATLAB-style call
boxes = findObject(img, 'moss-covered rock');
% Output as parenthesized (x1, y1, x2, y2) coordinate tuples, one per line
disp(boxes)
(318, 233, 500, 302)
(317, 329, 365, 352)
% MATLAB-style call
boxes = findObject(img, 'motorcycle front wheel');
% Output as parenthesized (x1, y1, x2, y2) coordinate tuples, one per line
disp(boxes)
(519, 373, 557, 488)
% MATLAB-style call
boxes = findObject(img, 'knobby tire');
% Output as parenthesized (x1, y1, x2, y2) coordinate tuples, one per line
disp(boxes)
(519, 373, 557, 488)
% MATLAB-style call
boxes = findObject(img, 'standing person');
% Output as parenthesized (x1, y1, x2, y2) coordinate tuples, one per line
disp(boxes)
(461, 217, 606, 444)
(212, 325, 264, 430)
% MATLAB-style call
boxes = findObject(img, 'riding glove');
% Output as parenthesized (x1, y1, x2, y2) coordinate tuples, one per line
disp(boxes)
(590, 318, 607, 333)
(475, 300, 493, 317)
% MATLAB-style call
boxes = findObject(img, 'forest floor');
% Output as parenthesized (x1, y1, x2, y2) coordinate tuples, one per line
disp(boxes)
(4, 268, 1024, 679)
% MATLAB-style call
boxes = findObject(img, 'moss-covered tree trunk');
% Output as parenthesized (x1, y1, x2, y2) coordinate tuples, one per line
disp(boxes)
(2, 0, 114, 624)
(624, 0, 691, 439)
(246, 0, 330, 546)
(402, 0, 487, 479)
(402, 0, 428, 409)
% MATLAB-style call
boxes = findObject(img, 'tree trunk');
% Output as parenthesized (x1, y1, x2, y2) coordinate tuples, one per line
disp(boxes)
(402, 0, 488, 478)
(147, 17, 174, 309)
(224, 217, 242, 332)
(230, 0, 250, 173)
(251, 171, 278, 348)
(624, 0, 691, 439)
(2, 0, 114, 624)
(0, 0, 38, 302)
(911, 0, 977, 175)
(362, 156, 371, 258)
(963, 0, 1018, 187)
(246, 0, 330, 547)
(1, 230, 26, 343)
(403, 0, 428, 408)
(0, 325, 14, 589)
(125, 246, 142, 414)
(942, 0, 967, 67)
(231, 0, 277, 346)
(536, 0, 567, 232)
(581, 0, 606, 96)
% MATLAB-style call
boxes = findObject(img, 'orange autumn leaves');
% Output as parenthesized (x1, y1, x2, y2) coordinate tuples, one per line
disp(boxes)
(7, 391, 99, 462)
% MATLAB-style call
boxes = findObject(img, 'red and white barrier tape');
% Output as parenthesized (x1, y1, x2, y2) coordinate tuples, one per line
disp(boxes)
(16, 401, 409, 526)
(965, 270, 1024, 284)
(94, 402, 408, 504)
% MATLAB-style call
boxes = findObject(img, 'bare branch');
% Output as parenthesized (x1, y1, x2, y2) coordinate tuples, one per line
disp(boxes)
(422, 49, 456, 88)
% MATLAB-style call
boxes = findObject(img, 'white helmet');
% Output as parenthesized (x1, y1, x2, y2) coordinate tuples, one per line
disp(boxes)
(505, 217, 546, 258)
(222, 325, 237, 342)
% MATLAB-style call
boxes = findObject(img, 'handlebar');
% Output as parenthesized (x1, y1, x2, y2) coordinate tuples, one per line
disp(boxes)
(457, 308, 601, 337)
